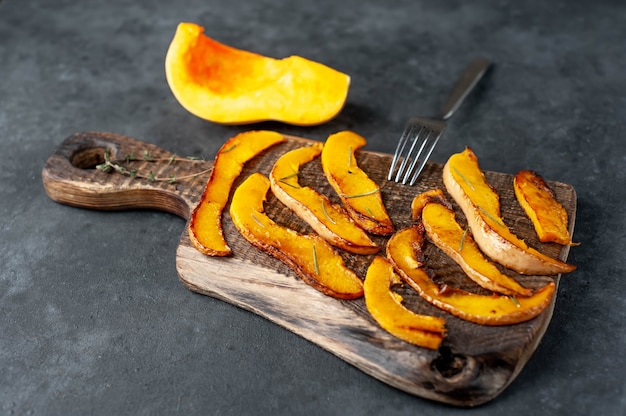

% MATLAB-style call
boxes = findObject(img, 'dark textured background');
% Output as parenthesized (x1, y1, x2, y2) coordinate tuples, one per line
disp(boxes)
(1, 0, 624, 414)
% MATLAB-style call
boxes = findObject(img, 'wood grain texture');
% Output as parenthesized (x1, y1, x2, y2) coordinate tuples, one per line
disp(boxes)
(42, 131, 577, 407)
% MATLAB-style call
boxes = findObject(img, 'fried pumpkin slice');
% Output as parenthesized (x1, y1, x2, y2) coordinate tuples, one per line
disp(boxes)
(411, 189, 453, 221)
(188, 130, 285, 256)
(230, 172, 364, 299)
(269, 143, 379, 254)
(514, 170, 576, 245)
(412, 190, 533, 297)
(364, 256, 446, 350)
(321, 131, 394, 235)
(386, 225, 556, 326)
(443, 147, 575, 275)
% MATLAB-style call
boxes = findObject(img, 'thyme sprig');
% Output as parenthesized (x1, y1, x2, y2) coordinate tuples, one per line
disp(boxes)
(509, 295, 521, 308)
(340, 189, 380, 199)
(251, 213, 265, 228)
(96, 148, 211, 184)
(459, 226, 469, 251)
(312, 244, 320, 276)
(452, 166, 476, 191)
(277, 171, 302, 189)
(477, 205, 506, 227)
(321, 200, 336, 225)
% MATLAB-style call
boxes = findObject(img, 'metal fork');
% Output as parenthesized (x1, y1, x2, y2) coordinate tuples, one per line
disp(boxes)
(387, 57, 492, 186)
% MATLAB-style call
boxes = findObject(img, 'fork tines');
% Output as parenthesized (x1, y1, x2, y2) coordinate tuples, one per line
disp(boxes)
(387, 120, 445, 186)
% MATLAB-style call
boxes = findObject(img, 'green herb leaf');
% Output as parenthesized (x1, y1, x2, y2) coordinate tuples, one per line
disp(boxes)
(459, 226, 469, 251)
(321, 200, 336, 224)
(452, 166, 476, 191)
(477, 205, 505, 227)
(340, 189, 380, 199)
(279, 172, 300, 181)
(509, 296, 521, 308)
(96, 163, 111, 173)
(220, 143, 237, 154)
(143, 150, 154, 161)
(278, 179, 301, 189)
(313, 244, 319, 276)
(251, 213, 264, 228)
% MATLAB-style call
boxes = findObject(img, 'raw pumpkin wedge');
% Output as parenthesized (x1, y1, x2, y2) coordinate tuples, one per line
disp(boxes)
(364, 256, 446, 350)
(443, 147, 575, 275)
(417, 193, 533, 297)
(188, 130, 285, 256)
(269, 142, 379, 255)
(229, 172, 364, 299)
(386, 226, 556, 326)
(321, 131, 394, 235)
(514, 170, 577, 245)
(165, 22, 350, 125)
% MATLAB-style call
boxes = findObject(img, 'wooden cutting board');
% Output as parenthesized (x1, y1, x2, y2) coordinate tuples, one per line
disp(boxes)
(42, 131, 576, 407)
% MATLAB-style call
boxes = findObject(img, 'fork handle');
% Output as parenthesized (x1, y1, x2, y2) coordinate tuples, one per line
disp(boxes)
(440, 57, 492, 120)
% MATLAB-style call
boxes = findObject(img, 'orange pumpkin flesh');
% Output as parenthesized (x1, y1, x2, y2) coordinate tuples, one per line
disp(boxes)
(386, 226, 556, 326)
(229, 173, 364, 299)
(443, 148, 575, 275)
(165, 22, 350, 125)
(188, 130, 285, 256)
(514, 170, 576, 245)
(364, 256, 446, 350)
(269, 143, 379, 255)
(321, 131, 394, 235)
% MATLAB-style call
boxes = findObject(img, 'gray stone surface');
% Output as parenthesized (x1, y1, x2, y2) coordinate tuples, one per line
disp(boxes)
(1, 0, 624, 414)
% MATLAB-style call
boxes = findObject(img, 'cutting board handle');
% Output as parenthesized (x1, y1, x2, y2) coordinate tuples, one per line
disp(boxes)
(42, 131, 212, 220)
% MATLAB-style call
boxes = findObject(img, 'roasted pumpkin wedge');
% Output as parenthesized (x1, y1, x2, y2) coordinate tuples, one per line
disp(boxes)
(420, 197, 534, 297)
(386, 226, 556, 326)
(165, 22, 350, 125)
(364, 256, 446, 350)
(411, 188, 453, 221)
(514, 170, 576, 245)
(230, 173, 364, 299)
(188, 130, 285, 256)
(269, 143, 379, 254)
(443, 148, 575, 275)
(321, 131, 394, 235)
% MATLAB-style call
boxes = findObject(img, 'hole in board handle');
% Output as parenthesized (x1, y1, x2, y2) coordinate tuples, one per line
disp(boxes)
(70, 146, 115, 169)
